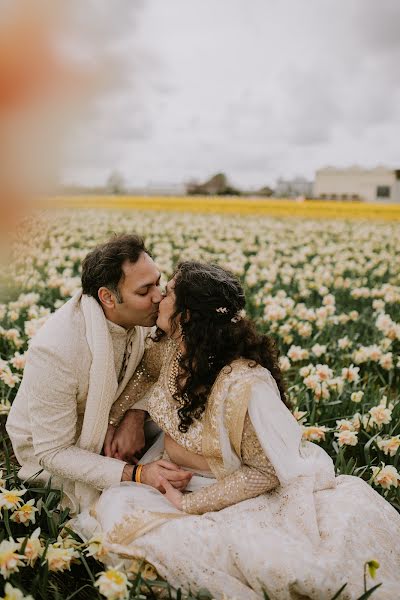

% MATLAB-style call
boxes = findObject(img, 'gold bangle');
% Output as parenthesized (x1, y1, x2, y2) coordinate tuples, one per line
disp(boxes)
(135, 464, 143, 484)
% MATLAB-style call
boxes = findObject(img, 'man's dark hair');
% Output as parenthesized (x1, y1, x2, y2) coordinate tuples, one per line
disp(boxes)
(81, 234, 149, 304)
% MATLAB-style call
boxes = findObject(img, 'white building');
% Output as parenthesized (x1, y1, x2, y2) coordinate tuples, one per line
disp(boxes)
(314, 166, 400, 203)
(275, 177, 313, 197)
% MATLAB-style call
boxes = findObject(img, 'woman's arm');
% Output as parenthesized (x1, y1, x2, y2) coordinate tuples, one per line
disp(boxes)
(181, 414, 280, 514)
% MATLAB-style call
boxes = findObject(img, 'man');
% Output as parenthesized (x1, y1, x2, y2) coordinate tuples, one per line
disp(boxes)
(6, 234, 191, 514)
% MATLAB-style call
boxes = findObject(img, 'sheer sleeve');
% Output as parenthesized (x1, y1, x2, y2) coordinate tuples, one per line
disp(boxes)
(182, 413, 280, 514)
(108, 337, 165, 426)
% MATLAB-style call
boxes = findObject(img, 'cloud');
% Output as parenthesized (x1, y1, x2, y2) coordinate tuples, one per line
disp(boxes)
(64, 0, 400, 188)
(352, 1, 400, 55)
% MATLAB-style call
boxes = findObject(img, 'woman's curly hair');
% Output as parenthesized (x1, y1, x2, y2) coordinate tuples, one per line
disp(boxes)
(156, 261, 289, 433)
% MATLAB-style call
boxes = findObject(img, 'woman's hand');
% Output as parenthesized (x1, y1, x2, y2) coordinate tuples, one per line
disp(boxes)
(160, 476, 184, 511)
(141, 460, 192, 492)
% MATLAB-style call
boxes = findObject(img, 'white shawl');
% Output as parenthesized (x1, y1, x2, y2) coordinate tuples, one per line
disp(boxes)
(74, 292, 147, 508)
(207, 362, 336, 492)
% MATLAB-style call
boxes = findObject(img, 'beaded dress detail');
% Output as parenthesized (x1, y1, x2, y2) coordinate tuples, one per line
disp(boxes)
(72, 335, 400, 600)
(109, 336, 279, 514)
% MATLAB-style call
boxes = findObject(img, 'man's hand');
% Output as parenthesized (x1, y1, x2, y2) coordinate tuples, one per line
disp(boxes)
(109, 409, 146, 463)
(103, 424, 116, 458)
(121, 464, 134, 482)
(141, 460, 192, 492)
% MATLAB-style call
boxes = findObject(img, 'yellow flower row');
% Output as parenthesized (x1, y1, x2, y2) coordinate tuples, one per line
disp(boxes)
(51, 195, 400, 220)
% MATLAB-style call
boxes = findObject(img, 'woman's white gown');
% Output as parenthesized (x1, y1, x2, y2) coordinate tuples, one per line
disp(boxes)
(72, 353, 400, 600)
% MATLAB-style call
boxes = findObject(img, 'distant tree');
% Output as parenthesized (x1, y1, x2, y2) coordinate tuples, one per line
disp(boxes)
(186, 172, 241, 195)
(218, 184, 241, 196)
(186, 178, 201, 195)
(258, 186, 274, 197)
(106, 170, 126, 195)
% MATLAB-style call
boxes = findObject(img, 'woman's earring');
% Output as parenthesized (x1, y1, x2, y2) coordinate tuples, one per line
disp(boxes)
(178, 323, 185, 340)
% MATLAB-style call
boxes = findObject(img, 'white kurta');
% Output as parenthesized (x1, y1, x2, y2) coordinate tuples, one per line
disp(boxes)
(6, 290, 150, 513)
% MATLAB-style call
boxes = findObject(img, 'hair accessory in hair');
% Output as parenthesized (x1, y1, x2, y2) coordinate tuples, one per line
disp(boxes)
(215, 306, 228, 314)
(231, 309, 246, 323)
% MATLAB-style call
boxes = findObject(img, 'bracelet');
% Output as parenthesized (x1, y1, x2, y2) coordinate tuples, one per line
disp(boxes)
(131, 465, 138, 482)
(135, 464, 144, 484)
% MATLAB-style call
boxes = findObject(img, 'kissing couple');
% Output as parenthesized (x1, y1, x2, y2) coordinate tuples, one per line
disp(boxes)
(7, 234, 400, 599)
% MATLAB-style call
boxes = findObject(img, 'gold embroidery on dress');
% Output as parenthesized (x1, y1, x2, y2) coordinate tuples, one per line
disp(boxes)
(241, 414, 279, 482)
(109, 336, 168, 426)
(109, 348, 281, 516)
(146, 340, 204, 454)
(108, 509, 187, 545)
(181, 362, 280, 514)
(225, 375, 254, 457)
(183, 410, 279, 514)
(202, 363, 235, 479)
(203, 359, 261, 478)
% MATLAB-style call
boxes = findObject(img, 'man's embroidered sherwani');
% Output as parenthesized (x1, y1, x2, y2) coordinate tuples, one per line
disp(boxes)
(6, 290, 151, 514)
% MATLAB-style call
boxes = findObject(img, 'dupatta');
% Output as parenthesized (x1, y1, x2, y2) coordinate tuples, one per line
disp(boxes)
(202, 359, 336, 492)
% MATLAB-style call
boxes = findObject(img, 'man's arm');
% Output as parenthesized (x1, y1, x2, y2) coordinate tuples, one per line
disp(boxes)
(104, 409, 146, 462)
(106, 337, 165, 460)
(26, 344, 127, 489)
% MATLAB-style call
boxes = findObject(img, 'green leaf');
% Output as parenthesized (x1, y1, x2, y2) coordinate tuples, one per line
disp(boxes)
(65, 585, 98, 600)
(63, 526, 84, 543)
(329, 582, 348, 599)
(79, 552, 96, 584)
(363, 432, 380, 466)
(355, 583, 382, 599)
(41, 503, 58, 539)
(3, 508, 12, 538)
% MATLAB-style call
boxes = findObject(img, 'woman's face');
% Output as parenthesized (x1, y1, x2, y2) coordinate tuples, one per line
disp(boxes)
(156, 275, 179, 335)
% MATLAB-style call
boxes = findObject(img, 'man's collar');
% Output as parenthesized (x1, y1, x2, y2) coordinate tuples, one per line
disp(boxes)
(106, 318, 135, 337)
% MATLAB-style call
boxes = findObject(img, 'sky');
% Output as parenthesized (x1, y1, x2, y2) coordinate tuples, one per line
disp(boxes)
(63, 0, 400, 190)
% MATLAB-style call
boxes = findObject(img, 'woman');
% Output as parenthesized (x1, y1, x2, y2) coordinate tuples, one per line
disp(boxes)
(73, 262, 400, 600)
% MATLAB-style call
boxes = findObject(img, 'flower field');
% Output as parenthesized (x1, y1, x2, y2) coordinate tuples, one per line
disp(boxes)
(0, 207, 399, 599)
(57, 195, 400, 221)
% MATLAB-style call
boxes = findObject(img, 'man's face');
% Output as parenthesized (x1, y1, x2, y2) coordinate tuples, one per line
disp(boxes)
(101, 253, 162, 329)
